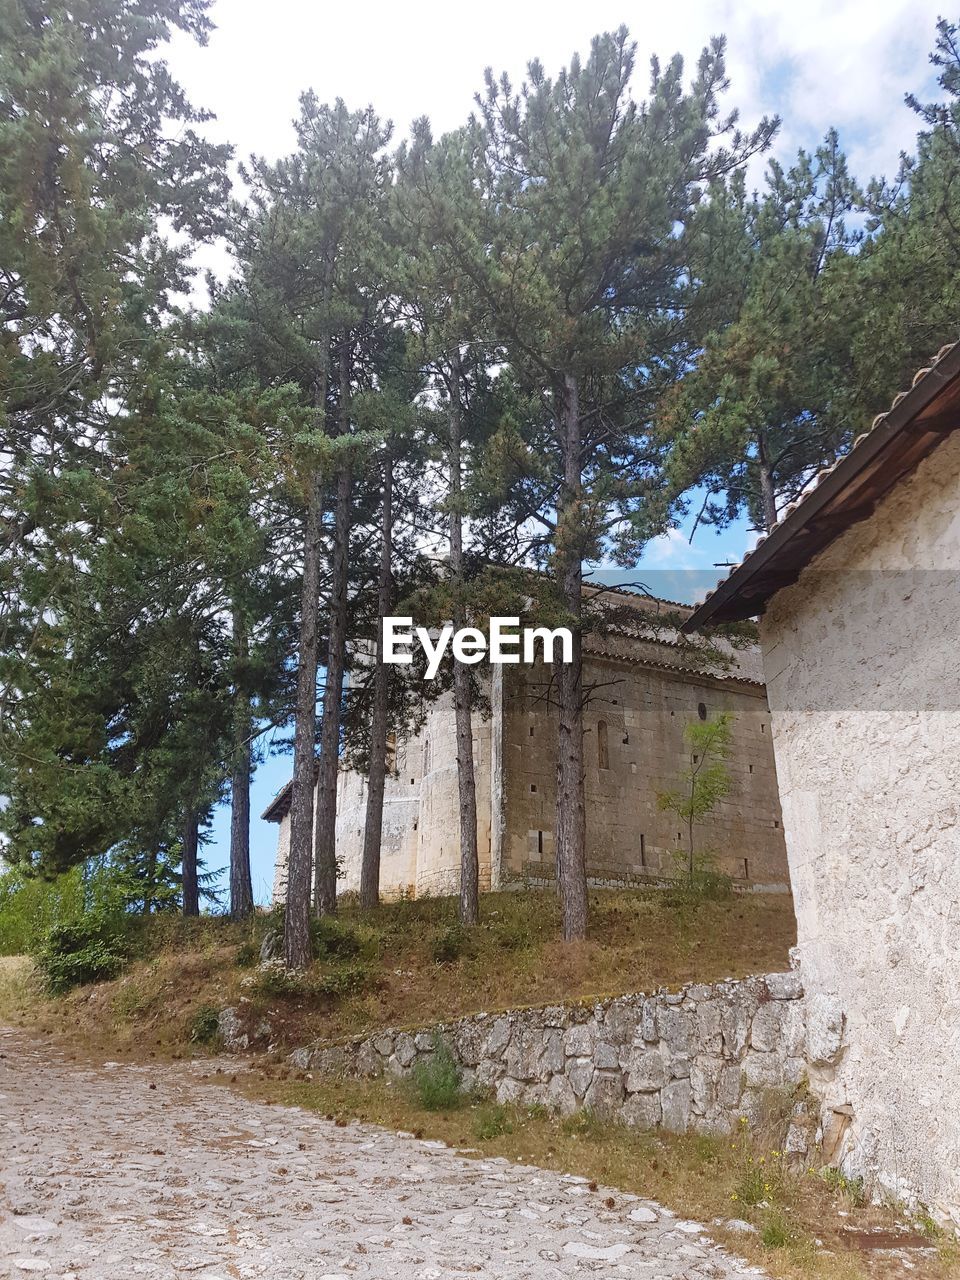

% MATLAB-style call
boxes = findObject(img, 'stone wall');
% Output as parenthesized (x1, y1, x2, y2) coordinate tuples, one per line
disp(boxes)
(267, 592, 790, 907)
(761, 427, 960, 1225)
(287, 968, 809, 1136)
(502, 654, 787, 891)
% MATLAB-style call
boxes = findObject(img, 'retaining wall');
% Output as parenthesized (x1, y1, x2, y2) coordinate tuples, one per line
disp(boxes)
(285, 966, 812, 1136)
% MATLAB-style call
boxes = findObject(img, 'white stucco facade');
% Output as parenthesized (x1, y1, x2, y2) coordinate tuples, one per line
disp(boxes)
(760, 429, 960, 1222)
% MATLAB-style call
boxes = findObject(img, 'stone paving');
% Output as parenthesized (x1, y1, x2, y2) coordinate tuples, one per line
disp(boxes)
(0, 1026, 768, 1279)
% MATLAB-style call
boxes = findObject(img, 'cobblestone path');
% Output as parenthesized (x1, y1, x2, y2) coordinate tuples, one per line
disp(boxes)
(0, 1026, 768, 1279)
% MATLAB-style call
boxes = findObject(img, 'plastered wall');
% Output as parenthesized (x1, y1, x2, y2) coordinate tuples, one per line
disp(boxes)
(761, 429, 960, 1222)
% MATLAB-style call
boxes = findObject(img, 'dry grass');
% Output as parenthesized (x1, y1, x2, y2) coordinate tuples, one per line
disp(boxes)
(219, 1066, 959, 1280)
(0, 888, 797, 1056)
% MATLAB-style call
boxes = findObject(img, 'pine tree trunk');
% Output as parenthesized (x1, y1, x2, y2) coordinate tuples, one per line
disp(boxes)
(229, 606, 254, 919)
(144, 845, 157, 915)
(313, 339, 353, 916)
(285, 273, 334, 970)
(285, 476, 322, 967)
(230, 724, 254, 917)
(449, 358, 480, 927)
(359, 450, 394, 911)
(555, 372, 588, 942)
(181, 808, 200, 917)
(757, 433, 778, 531)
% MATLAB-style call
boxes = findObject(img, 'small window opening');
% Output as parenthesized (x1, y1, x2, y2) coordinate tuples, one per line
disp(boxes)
(622, 733, 630, 745)
(748, 763, 754, 774)
(598, 720, 609, 770)
(698, 702, 707, 721)
(639, 834, 646, 867)
(530, 783, 537, 794)
(537, 830, 544, 855)
(410, 777, 415, 785)
(413, 820, 418, 831)
(742, 857, 750, 879)
(529, 725, 535, 737)
(761, 723, 766, 733)
(774, 819, 780, 829)
(693, 754, 699, 764)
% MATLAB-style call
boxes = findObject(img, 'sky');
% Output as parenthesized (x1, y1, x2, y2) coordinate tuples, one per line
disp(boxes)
(175, 0, 944, 900)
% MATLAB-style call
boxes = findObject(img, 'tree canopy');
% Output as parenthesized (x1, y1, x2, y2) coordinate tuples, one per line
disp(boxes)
(1, 3, 958, 947)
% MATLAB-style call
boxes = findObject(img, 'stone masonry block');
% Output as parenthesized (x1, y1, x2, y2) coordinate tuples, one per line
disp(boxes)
(567, 1057, 595, 1099)
(750, 1002, 783, 1053)
(584, 1070, 625, 1118)
(622, 1091, 662, 1129)
(661, 1078, 692, 1133)
(623, 1046, 666, 1094)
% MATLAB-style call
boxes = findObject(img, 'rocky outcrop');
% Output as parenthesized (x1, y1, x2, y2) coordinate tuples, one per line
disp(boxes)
(288, 967, 813, 1136)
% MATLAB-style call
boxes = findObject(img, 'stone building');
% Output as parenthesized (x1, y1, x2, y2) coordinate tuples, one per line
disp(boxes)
(265, 589, 788, 903)
(683, 342, 960, 1223)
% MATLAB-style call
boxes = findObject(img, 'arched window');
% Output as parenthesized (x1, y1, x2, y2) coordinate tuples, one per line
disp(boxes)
(597, 720, 609, 770)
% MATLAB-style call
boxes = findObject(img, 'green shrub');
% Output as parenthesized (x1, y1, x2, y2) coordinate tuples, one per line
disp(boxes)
(473, 1103, 513, 1140)
(489, 917, 534, 951)
(819, 1166, 866, 1207)
(314, 963, 371, 1000)
(0, 867, 86, 956)
(759, 1209, 795, 1249)
(665, 853, 733, 906)
(189, 1004, 222, 1044)
(311, 915, 362, 960)
(410, 1036, 462, 1110)
(235, 940, 259, 968)
(734, 1153, 783, 1207)
(34, 918, 127, 994)
(251, 964, 305, 998)
(430, 921, 466, 964)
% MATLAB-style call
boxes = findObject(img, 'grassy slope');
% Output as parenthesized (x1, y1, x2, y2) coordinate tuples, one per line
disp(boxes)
(0, 889, 797, 1054)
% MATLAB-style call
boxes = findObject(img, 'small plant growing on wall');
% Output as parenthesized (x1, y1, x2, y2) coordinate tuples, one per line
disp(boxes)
(657, 712, 733, 880)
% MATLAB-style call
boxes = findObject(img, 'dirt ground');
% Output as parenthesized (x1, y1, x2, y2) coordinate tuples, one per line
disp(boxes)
(0, 1024, 770, 1280)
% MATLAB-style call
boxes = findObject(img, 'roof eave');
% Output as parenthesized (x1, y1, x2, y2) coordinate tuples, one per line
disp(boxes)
(682, 342, 960, 633)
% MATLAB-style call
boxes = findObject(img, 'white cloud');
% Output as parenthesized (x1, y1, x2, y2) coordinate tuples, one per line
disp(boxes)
(168, 0, 944, 183)
(644, 526, 705, 569)
(168, 0, 945, 298)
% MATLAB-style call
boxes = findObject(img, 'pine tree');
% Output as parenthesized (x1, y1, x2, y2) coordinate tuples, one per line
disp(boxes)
(407, 30, 775, 939)
(0, 0, 236, 874)
(354, 332, 426, 910)
(662, 134, 864, 533)
(849, 17, 960, 411)
(221, 99, 391, 959)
